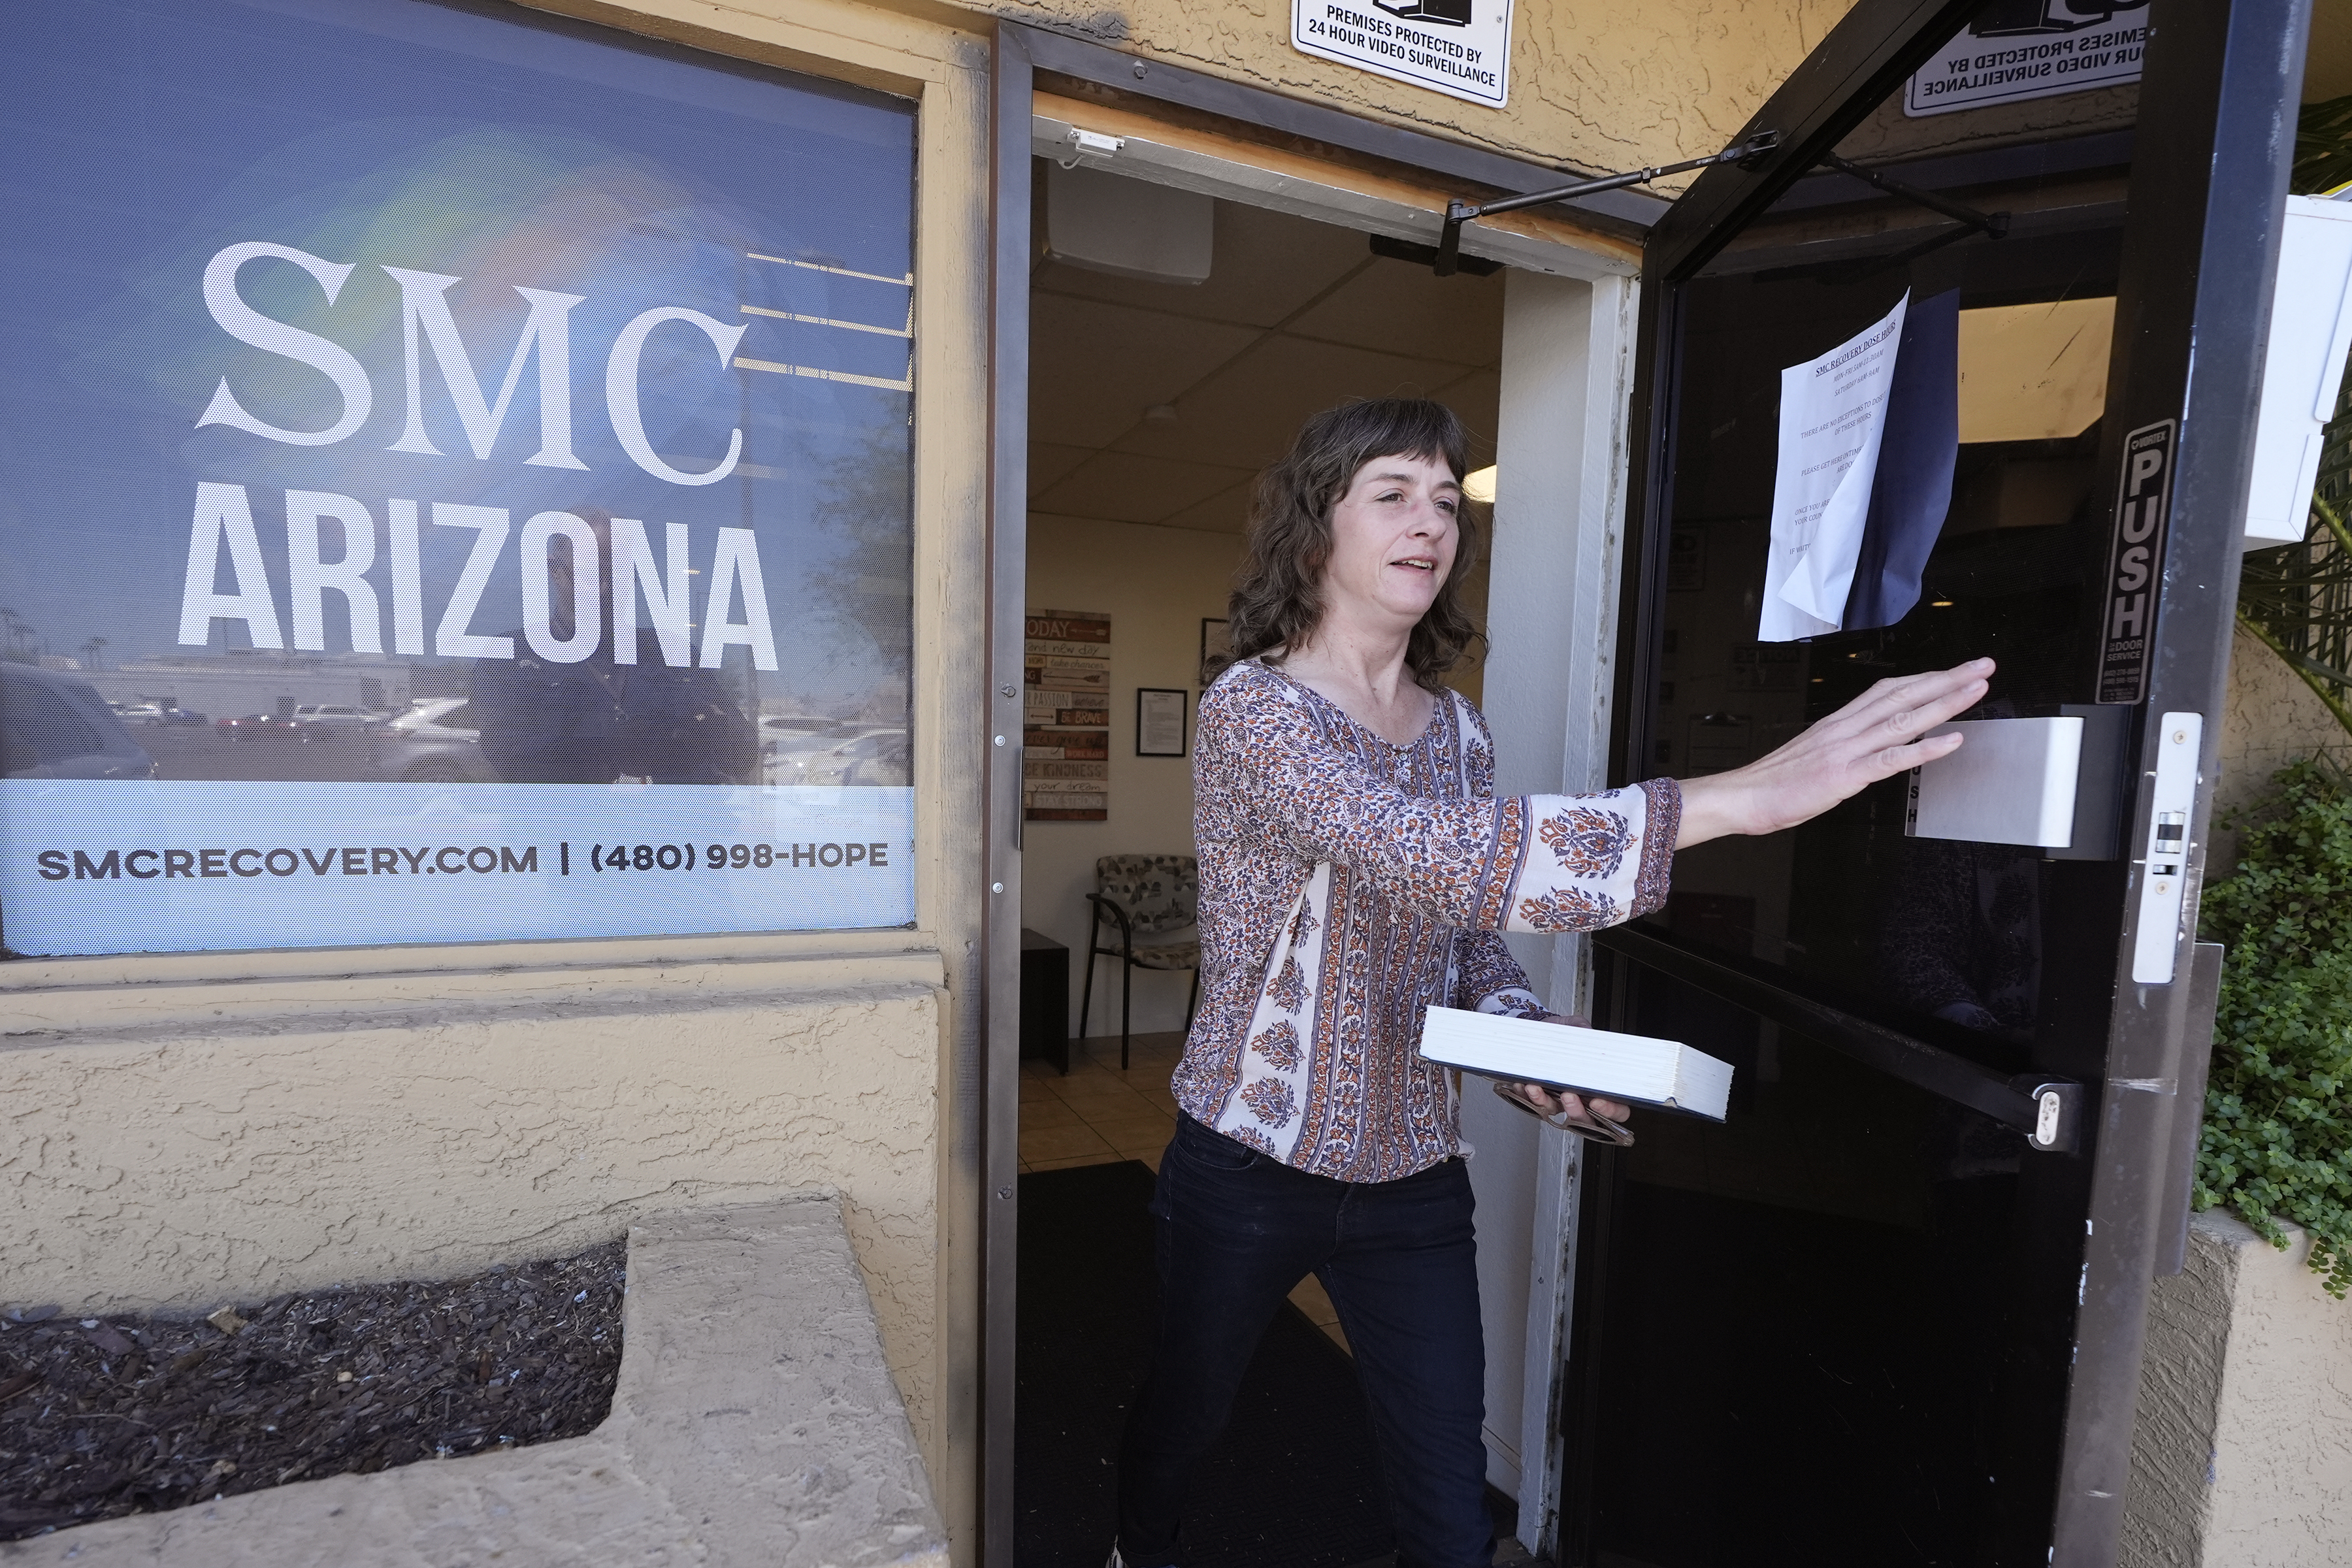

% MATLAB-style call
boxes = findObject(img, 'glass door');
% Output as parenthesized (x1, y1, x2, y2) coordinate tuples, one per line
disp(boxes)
(1558, 1, 2307, 1564)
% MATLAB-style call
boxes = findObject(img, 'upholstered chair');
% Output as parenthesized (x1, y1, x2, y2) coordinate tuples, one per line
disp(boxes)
(1080, 854, 1201, 1069)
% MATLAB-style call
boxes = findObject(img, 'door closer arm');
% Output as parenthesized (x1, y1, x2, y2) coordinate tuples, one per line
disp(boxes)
(1432, 135, 2014, 279)
(1816, 151, 2009, 240)
(1431, 130, 1783, 276)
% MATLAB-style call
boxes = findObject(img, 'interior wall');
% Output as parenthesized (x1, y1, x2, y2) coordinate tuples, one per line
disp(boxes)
(1022, 514, 1243, 1037)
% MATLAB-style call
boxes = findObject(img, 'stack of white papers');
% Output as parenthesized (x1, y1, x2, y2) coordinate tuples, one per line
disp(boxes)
(1762, 291, 1909, 642)
(1418, 1007, 1735, 1121)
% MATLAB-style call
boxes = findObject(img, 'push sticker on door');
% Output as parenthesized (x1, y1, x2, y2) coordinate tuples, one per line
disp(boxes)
(2097, 419, 2176, 705)
(1292, 0, 1511, 108)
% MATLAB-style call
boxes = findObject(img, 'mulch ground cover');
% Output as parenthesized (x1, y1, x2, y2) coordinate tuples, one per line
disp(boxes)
(0, 1239, 626, 1541)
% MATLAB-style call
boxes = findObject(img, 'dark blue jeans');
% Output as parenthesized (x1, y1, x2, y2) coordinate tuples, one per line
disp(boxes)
(1115, 1114, 1494, 1568)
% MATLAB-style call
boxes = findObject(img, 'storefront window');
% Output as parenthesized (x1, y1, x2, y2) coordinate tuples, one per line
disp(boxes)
(0, 0, 917, 955)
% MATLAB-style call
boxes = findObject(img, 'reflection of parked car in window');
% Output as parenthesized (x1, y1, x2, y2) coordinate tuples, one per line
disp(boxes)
(293, 703, 377, 730)
(366, 726, 497, 785)
(216, 713, 304, 742)
(359, 700, 495, 783)
(758, 714, 840, 743)
(129, 704, 206, 727)
(784, 728, 909, 787)
(0, 665, 155, 779)
(762, 721, 902, 785)
(379, 698, 481, 742)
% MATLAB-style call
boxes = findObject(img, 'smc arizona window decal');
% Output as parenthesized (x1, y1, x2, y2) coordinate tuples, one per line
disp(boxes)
(0, 0, 919, 956)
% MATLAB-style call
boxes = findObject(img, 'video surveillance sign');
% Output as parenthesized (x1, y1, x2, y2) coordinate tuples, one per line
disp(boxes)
(1905, 0, 2148, 118)
(1292, 0, 1512, 108)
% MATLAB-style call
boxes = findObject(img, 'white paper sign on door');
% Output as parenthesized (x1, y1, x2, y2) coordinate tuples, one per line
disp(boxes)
(1761, 293, 1910, 642)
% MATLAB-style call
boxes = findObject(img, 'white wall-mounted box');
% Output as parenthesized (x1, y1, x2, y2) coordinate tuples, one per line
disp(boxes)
(1043, 159, 1213, 286)
(2245, 195, 2352, 548)
(1905, 716, 2085, 849)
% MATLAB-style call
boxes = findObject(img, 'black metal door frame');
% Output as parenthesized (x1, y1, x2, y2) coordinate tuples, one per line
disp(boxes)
(1573, 0, 2310, 1562)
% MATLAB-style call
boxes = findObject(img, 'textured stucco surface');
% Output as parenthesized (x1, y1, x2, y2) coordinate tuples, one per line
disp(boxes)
(2123, 1212, 2237, 1567)
(973, 0, 1858, 179)
(2122, 1210, 2352, 1567)
(1834, 76, 2136, 163)
(2213, 621, 2345, 872)
(0, 979, 943, 1461)
(1, 1195, 947, 1568)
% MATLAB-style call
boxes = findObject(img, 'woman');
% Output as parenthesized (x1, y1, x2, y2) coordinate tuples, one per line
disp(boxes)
(1109, 399, 1990, 1568)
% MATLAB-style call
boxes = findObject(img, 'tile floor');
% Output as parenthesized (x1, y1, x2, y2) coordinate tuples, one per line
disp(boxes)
(1021, 1032, 1349, 1351)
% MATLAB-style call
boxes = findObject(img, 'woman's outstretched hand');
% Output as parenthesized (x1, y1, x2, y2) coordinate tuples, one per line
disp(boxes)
(1674, 657, 1994, 849)
(1496, 659, 1992, 1128)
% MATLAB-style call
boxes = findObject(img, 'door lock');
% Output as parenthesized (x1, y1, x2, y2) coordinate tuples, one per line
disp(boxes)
(2014, 1077, 2083, 1154)
(2131, 713, 2204, 985)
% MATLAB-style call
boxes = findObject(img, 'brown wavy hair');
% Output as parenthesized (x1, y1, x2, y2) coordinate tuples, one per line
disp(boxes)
(1224, 398, 1484, 689)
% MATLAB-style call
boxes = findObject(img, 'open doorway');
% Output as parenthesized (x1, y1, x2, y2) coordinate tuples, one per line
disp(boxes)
(1017, 174, 1503, 1083)
(1010, 163, 1522, 1567)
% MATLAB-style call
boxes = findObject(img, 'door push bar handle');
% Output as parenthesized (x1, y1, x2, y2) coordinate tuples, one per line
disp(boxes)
(1595, 926, 2085, 1154)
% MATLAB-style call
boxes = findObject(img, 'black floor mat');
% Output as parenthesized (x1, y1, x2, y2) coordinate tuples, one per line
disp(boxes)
(1014, 1159, 1397, 1568)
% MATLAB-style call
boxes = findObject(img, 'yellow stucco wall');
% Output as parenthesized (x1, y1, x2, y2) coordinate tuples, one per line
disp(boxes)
(981, 0, 1859, 175)
(2212, 623, 2348, 872)
(1, 960, 945, 1451)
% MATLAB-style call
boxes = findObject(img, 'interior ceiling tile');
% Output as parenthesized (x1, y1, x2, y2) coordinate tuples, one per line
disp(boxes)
(1286, 256, 1508, 367)
(1028, 442, 1094, 497)
(1029, 292, 1261, 448)
(1112, 336, 1480, 470)
(1032, 195, 1369, 329)
(1032, 449, 1259, 526)
(1156, 479, 1256, 535)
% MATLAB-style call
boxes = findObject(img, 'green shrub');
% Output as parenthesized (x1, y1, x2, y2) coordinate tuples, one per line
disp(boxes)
(2195, 755, 2352, 1298)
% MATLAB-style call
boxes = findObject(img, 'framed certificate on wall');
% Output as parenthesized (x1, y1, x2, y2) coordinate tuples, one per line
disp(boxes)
(1136, 688, 1188, 757)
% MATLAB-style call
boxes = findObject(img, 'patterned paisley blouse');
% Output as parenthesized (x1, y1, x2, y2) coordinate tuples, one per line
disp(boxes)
(1171, 660, 1680, 1183)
